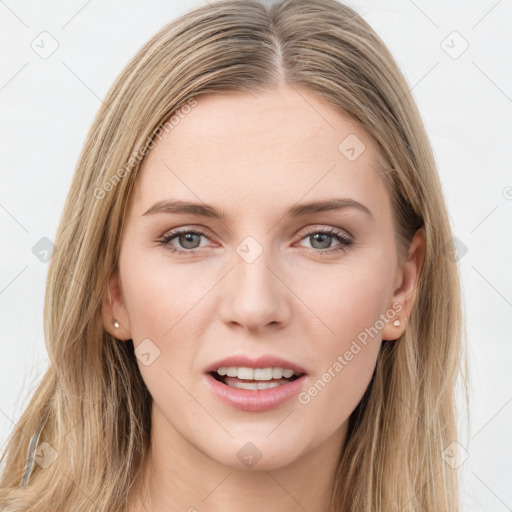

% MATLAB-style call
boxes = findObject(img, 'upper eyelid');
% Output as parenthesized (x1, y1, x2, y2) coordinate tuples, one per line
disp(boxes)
(161, 225, 352, 244)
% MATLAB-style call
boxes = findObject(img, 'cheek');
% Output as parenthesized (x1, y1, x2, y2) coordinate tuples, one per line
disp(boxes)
(118, 248, 216, 387)
(296, 339, 380, 446)
(118, 251, 208, 403)
(119, 247, 210, 341)
(295, 256, 394, 345)
(291, 256, 389, 424)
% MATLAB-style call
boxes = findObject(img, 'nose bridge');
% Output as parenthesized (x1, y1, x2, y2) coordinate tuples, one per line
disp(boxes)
(234, 233, 278, 301)
(221, 233, 288, 329)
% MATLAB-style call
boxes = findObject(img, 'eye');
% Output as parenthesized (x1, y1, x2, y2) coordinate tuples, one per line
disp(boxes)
(156, 228, 211, 255)
(297, 227, 353, 254)
(156, 226, 353, 256)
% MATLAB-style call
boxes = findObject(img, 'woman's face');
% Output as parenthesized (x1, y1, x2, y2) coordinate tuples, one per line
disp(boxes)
(104, 85, 422, 471)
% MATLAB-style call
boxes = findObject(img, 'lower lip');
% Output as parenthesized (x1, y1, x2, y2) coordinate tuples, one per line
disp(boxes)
(204, 373, 308, 412)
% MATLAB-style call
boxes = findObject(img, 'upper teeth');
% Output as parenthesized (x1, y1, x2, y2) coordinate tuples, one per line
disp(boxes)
(216, 367, 296, 380)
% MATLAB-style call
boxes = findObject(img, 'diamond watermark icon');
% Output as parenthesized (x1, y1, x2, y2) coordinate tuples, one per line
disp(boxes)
(441, 31, 469, 60)
(34, 441, 58, 469)
(443, 236, 468, 262)
(30, 31, 59, 59)
(237, 442, 262, 469)
(338, 134, 366, 161)
(32, 237, 55, 263)
(441, 441, 469, 469)
(236, 236, 264, 264)
(135, 338, 161, 366)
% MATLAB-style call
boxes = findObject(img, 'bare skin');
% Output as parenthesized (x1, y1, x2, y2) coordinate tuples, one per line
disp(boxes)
(101, 84, 425, 512)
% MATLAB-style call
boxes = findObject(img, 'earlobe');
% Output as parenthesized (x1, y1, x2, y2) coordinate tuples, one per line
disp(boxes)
(382, 227, 425, 341)
(382, 311, 408, 341)
(101, 270, 132, 340)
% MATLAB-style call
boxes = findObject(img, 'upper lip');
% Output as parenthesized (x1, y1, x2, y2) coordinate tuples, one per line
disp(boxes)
(205, 354, 308, 375)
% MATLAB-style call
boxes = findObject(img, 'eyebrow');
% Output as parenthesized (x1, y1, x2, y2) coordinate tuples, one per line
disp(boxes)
(141, 198, 373, 220)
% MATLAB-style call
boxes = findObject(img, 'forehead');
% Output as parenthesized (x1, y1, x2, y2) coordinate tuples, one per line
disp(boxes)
(132, 86, 390, 218)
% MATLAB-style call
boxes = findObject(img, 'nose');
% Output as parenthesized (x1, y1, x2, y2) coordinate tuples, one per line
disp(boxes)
(218, 245, 290, 332)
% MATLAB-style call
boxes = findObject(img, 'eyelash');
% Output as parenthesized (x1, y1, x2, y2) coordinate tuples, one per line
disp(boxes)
(156, 227, 353, 256)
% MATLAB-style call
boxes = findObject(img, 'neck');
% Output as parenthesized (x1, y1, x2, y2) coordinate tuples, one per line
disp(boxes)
(126, 404, 348, 512)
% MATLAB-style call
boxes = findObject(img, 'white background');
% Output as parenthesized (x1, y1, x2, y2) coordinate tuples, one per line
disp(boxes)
(1, 1, 511, 510)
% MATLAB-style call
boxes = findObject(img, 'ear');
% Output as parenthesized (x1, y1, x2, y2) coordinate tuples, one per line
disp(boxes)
(381, 227, 425, 341)
(101, 269, 132, 341)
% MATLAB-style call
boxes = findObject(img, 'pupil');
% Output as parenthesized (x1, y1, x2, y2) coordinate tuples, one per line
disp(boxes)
(181, 233, 199, 249)
(312, 233, 330, 249)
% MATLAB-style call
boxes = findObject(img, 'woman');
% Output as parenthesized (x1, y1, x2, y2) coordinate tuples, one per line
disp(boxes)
(0, 0, 467, 510)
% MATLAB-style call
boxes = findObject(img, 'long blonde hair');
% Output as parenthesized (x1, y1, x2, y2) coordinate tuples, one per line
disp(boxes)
(0, 0, 468, 510)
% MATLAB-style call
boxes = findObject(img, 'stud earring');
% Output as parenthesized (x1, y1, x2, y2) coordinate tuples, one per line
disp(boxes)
(393, 319, 401, 327)
(107, 286, 120, 329)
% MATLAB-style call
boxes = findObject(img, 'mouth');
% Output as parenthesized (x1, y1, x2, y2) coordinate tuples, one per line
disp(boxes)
(203, 355, 309, 410)
(209, 370, 303, 390)
(204, 368, 309, 412)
